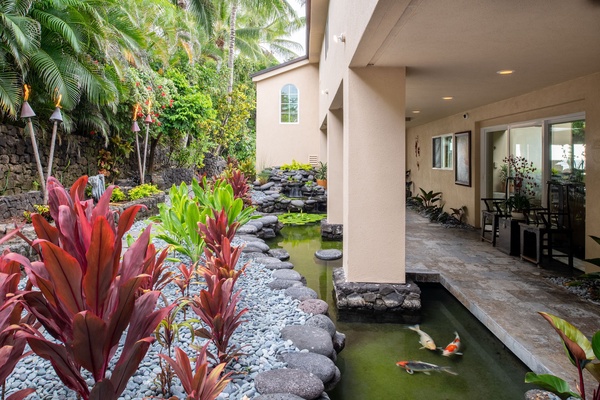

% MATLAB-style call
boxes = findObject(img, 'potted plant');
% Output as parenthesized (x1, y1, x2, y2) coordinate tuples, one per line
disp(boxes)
(503, 155, 538, 218)
(316, 161, 327, 189)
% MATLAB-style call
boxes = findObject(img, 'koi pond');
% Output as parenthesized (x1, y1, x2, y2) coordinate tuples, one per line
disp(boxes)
(266, 224, 533, 400)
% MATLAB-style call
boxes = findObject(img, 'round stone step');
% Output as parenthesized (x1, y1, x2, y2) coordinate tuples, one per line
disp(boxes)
(314, 249, 342, 260)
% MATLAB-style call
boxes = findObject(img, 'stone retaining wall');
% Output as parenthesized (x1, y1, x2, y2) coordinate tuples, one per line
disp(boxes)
(0, 191, 44, 220)
(320, 219, 343, 241)
(333, 268, 422, 316)
(0, 124, 98, 195)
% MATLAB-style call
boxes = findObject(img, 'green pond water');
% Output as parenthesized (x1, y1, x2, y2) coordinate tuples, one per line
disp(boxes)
(266, 224, 533, 400)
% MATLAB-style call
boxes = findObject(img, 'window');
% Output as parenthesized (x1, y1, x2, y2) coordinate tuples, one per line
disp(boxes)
(432, 134, 453, 169)
(280, 84, 299, 123)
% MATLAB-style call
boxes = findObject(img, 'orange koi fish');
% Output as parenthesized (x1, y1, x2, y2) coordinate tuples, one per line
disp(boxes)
(441, 331, 462, 357)
(396, 360, 457, 375)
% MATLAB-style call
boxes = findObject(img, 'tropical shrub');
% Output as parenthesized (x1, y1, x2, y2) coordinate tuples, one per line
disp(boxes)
(222, 168, 252, 207)
(128, 183, 162, 200)
(154, 182, 212, 264)
(192, 274, 248, 364)
(0, 229, 36, 400)
(159, 343, 231, 400)
(525, 312, 600, 400)
(9, 176, 174, 400)
(191, 177, 255, 227)
(412, 188, 443, 209)
(281, 160, 313, 171)
(110, 187, 127, 202)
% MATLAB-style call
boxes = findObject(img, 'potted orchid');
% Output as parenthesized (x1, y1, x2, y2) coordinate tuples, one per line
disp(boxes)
(503, 155, 538, 217)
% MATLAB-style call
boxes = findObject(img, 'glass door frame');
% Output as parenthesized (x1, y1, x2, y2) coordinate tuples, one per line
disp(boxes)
(481, 112, 585, 207)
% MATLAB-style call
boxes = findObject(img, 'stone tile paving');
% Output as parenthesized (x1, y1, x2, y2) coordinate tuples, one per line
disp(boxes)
(405, 209, 600, 397)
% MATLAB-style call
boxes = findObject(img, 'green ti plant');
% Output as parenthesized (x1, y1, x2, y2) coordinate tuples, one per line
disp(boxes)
(154, 181, 212, 264)
(159, 342, 231, 400)
(413, 188, 443, 209)
(7, 176, 175, 400)
(525, 312, 600, 399)
(154, 177, 254, 265)
(0, 229, 36, 400)
(154, 299, 200, 397)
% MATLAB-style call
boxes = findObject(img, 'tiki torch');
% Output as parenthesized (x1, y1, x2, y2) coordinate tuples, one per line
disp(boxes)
(46, 92, 63, 203)
(20, 85, 47, 200)
(132, 104, 143, 184)
(142, 100, 153, 185)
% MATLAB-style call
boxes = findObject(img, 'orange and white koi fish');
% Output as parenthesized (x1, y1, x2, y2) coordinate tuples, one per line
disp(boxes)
(441, 331, 463, 356)
(408, 324, 436, 350)
(396, 360, 457, 375)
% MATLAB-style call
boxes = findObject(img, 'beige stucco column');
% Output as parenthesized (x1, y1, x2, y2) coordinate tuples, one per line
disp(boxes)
(327, 109, 344, 224)
(342, 67, 406, 283)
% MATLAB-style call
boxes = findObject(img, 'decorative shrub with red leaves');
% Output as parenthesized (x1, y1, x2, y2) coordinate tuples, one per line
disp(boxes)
(192, 274, 247, 364)
(0, 228, 36, 400)
(223, 169, 252, 207)
(159, 343, 231, 400)
(7, 176, 174, 400)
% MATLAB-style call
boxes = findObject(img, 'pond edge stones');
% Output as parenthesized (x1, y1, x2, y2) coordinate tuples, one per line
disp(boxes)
(242, 219, 344, 399)
(333, 267, 422, 314)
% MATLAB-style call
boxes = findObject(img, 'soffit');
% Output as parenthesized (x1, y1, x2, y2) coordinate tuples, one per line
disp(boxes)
(351, 0, 600, 127)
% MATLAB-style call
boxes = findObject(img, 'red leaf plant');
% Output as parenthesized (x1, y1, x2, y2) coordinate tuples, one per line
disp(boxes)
(223, 169, 251, 207)
(6, 176, 174, 400)
(198, 209, 240, 258)
(159, 343, 231, 400)
(0, 229, 36, 400)
(191, 274, 248, 364)
(198, 210, 248, 283)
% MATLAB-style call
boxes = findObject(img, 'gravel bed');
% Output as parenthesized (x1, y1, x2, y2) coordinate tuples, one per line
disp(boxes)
(546, 275, 600, 305)
(7, 220, 307, 399)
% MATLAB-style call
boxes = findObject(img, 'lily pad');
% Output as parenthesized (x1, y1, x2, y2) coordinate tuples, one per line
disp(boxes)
(278, 212, 325, 226)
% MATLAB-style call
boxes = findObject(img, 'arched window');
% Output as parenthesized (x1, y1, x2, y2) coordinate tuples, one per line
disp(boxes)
(280, 84, 299, 123)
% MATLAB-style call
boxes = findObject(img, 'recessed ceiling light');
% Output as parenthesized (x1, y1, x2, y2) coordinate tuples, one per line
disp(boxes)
(442, 96, 453, 100)
(497, 70, 514, 75)
(412, 110, 421, 114)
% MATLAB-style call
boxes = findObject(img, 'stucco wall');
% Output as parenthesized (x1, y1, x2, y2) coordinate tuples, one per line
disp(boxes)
(406, 72, 600, 264)
(254, 62, 321, 169)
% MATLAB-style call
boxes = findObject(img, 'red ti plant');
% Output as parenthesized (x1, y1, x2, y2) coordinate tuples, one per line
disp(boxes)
(223, 169, 252, 207)
(198, 209, 240, 259)
(198, 209, 248, 283)
(0, 229, 36, 400)
(7, 176, 174, 400)
(159, 342, 231, 400)
(192, 274, 248, 364)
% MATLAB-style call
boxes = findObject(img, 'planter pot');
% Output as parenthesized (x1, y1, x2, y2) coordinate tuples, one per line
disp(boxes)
(316, 179, 327, 189)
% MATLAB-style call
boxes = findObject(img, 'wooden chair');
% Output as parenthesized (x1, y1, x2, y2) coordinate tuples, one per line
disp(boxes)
(519, 181, 574, 268)
(480, 197, 506, 246)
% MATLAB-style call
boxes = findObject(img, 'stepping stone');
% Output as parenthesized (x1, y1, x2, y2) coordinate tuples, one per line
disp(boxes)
(525, 390, 561, 400)
(273, 269, 302, 281)
(236, 235, 266, 243)
(254, 369, 324, 400)
(333, 331, 346, 353)
(244, 252, 272, 260)
(268, 279, 304, 290)
(260, 182, 275, 190)
(242, 244, 269, 254)
(315, 249, 342, 260)
(255, 395, 305, 400)
(241, 241, 270, 253)
(238, 224, 258, 234)
(265, 261, 295, 270)
(291, 200, 304, 208)
(281, 352, 336, 383)
(269, 248, 290, 260)
(324, 366, 341, 392)
(299, 299, 329, 315)
(258, 257, 286, 265)
(285, 286, 317, 301)
(281, 325, 334, 358)
(255, 215, 279, 226)
(259, 228, 277, 239)
(247, 220, 264, 230)
(306, 315, 336, 337)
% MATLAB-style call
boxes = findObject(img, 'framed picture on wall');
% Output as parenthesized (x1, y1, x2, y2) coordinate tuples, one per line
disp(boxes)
(454, 131, 471, 186)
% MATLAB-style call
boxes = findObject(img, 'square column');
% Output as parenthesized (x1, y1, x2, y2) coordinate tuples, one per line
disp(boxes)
(343, 67, 406, 283)
(327, 109, 344, 224)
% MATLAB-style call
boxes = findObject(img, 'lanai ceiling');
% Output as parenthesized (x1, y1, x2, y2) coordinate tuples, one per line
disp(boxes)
(312, 0, 600, 128)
